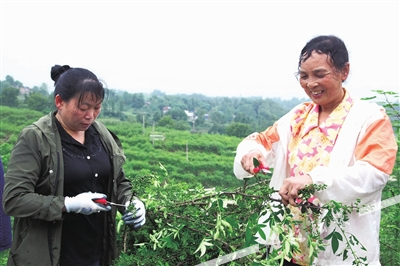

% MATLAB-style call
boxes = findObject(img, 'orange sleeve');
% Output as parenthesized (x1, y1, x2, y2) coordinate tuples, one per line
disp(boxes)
(355, 112, 398, 174)
(245, 123, 281, 151)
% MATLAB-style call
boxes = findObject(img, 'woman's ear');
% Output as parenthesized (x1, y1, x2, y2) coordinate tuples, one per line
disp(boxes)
(54, 94, 63, 109)
(341, 63, 350, 82)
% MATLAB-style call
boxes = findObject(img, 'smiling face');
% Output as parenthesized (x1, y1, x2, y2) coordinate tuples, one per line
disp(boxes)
(298, 51, 349, 113)
(55, 92, 102, 133)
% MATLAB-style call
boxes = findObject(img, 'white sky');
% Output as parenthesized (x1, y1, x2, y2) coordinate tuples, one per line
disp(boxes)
(1, 0, 399, 100)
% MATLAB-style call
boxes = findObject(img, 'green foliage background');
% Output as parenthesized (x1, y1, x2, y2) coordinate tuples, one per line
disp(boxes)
(103, 118, 245, 189)
(0, 77, 399, 265)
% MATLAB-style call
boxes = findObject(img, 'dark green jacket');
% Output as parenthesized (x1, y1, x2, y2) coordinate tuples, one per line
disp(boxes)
(3, 111, 133, 266)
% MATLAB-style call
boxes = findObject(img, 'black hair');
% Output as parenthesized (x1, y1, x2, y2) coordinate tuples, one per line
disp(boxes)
(298, 35, 349, 71)
(50, 64, 106, 105)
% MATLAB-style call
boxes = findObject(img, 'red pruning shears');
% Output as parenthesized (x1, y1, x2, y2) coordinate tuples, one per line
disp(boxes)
(93, 198, 126, 207)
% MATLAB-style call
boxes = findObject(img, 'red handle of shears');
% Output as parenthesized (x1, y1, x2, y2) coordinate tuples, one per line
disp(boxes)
(93, 198, 108, 206)
(93, 198, 126, 207)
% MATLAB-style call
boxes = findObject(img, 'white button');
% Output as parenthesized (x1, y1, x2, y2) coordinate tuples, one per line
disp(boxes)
(95, 173, 98, 177)
(87, 156, 90, 159)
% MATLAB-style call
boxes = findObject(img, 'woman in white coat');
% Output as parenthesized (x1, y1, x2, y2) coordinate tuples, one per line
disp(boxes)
(234, 35, 397, 266)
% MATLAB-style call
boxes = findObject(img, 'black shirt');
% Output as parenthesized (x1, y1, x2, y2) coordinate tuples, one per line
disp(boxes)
(56, 119, 111, 266)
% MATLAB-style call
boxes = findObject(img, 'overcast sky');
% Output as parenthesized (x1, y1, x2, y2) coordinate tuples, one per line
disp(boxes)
(1, 1, 399, 100)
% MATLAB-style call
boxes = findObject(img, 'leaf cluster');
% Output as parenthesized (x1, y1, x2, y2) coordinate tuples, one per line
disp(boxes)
(114, 166, 274, 266)
(114, 164, 373, 266)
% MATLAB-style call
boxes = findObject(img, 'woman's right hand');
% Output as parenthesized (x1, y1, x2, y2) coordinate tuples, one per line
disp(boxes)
(240, 150, 268, 175)
(279, 174, 313, 206)
(64, 192, 111, 215)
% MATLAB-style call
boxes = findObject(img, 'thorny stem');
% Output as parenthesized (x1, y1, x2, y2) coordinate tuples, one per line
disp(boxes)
(330, 214, 367, 266)
(186, 226, 231, 248)
(164, 212, 216, 226)
(383, 92, 400, 119)
(122, 193, 137, 253)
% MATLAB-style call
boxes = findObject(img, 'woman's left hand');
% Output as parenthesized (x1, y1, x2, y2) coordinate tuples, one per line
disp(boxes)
(279, 175, 313, 206)
(122, 199, 146, 230)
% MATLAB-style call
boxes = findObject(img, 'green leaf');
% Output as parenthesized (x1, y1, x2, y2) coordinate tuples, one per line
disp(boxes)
(213, 230, 220, 240)
(116, 219, 124, 233)
(342, 249, 348, 261)
(325, 230, 334, 240)
(331, 235, 339, 254)
(257, 226, 266, 240)
(361, 96, 377, 100)
(245, 226, 254, 246)
(253, 157, 260, 167)
(349, 236, 354, 246)
(333, 232, 343, 241)
(194, 238, 213, 257)
(308, 244, 314, 258)
(284, 241, 291, 255)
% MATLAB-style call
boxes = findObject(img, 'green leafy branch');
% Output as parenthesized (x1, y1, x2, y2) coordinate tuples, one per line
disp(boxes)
(256, 181, 369, 266)
(116, 162, 370, 266)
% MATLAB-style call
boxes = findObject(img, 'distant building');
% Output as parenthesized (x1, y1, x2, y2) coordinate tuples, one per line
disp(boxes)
(184, 110, 197, 121)
(162, 106, 171, 114)
(19, 86, 31, 95)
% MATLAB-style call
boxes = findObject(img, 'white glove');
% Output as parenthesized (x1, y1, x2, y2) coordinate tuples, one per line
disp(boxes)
(122, 199, 146, 230)
(64, 192, 111, 215)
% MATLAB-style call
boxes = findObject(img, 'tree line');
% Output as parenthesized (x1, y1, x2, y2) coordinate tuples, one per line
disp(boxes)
(0, 75, 306, 138)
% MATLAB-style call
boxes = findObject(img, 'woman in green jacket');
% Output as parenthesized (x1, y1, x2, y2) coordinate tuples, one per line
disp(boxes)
(3, 65, 146, 266)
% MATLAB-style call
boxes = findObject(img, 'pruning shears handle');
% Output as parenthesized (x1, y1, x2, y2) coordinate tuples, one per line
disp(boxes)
(93, 198, 126, 207)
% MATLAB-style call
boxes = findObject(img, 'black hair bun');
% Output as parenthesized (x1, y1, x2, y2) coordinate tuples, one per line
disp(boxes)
(50, 65, 72, 83)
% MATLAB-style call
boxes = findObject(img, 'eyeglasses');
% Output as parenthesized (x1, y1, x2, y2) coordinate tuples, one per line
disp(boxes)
(294, 71, 332, 82)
